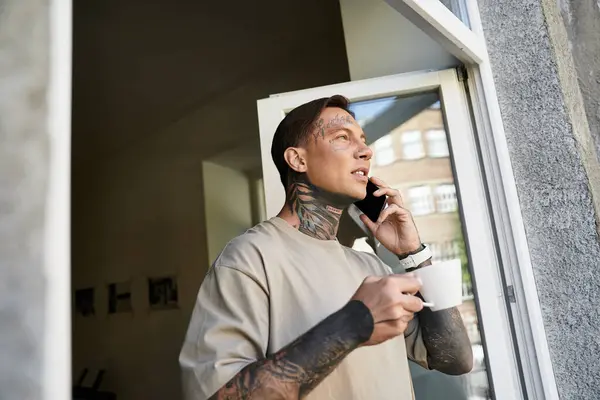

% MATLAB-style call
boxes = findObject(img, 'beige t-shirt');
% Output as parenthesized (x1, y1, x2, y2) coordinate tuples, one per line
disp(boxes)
(180, 217, 428, 400)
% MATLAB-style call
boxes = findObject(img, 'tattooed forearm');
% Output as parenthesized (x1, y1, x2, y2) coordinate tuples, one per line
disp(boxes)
(210, 300, 374, 400)
(419, 305, 473, 375)
(409, 259, 473, 375)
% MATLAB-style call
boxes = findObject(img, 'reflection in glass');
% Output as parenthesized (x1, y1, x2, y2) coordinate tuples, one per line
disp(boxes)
(426, 129, 450, 158)
(401, 130, 425, 160)
(343, 95, 492, 400)
(373, 136, 395, 166)
(438, 0, 472, 28)
(408, 186, 435, 216)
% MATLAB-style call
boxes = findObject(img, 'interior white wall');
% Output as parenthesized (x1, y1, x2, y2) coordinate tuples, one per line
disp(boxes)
(202, 161, 254, 265)
(339, 0, 460, 80)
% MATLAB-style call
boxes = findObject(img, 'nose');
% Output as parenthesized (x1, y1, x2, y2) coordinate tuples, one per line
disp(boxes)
(357, 142, 373, 160)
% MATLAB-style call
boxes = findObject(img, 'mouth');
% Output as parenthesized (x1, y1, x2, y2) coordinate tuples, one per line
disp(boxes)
(351, 168, 369, 182)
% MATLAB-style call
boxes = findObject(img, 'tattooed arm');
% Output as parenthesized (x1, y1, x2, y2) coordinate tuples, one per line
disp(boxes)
(412, 260, 474, 375)
(418, 306, 473, 375)
(209, 300, 374, 400)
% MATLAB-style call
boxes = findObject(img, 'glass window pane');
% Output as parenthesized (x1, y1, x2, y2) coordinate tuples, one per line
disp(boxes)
(435, 184, 458, 213)
(438, 0, 471, 28)
(402, 130, 425, 160)
(374, 136, 396, 166)
(426, 129, 450, 158)
(344, 94, 492, 400)
(408, 186, 435, 216)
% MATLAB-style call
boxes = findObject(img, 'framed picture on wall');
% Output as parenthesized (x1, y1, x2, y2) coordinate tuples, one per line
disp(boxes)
(108, 281, 132, 314)
(148, 276, 178, 310)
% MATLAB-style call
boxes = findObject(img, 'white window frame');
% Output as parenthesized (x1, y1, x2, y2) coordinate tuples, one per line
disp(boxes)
(379, 1, 559, 398)
(463, 2, 559, 398)
(257, 68, 524, 399)
(384, 0, 486, 64)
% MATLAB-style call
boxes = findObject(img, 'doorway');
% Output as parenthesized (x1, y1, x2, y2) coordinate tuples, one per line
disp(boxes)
(71, 1, 521, 399)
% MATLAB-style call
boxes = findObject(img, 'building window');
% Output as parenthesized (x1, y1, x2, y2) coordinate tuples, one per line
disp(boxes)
(428, 240, 462, 262)
(426, 129, 449, 158)
(435, 184, 458, 213)
(401, 130, 424, 160)
(373, 135, 395, 166)
(408, 186, 434, 216)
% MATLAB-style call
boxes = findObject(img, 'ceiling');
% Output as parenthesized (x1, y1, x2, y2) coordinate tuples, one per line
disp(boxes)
(72, 0, 351, 172)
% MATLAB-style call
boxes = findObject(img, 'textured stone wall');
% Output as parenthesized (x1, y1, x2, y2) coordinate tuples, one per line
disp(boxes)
(559, 0, 600, 162)
(0, 0, 49, 399)
(477, 0, 600, 398)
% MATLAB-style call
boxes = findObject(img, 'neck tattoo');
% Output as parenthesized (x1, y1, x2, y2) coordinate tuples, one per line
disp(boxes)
(286, 175, 349, 241)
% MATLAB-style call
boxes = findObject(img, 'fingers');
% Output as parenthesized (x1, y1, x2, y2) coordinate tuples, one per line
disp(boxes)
(375, 188, 404, 208)
(359, 213, 378, 234)
(369, 176, 389, 188)
(376, 204, 397, 224)
(379, 315, 413, 330)
(384, 274, 422, 294)
(371, 178, 405, 208)
(376, 204, 408, 224)
(373, 186, 399, 198)
(400, 294, 424, 313)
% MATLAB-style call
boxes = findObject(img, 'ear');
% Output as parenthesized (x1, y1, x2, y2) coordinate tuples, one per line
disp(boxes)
(283, 147, 308, 174)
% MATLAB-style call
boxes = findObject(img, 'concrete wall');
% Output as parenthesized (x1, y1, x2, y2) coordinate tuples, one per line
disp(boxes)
(476, 0, 600, 398)
(72, 156, 209, 400)
(0, 1, 50, 398)
(202, 161, 253, 265)
(559, 0, 600, 159)
(339, 0, 459, 81)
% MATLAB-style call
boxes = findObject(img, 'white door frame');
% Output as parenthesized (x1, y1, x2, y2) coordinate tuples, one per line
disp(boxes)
(46, 0, 73, 399)
(45, 1, 557, 399)
(382, 1, 559, 398)
(257, 68, 523, 399)
(375, 2, 558, 398)
(462, 1, 560, 399)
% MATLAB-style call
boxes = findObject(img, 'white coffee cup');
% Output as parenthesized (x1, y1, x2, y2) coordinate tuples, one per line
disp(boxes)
(413, 259, 463, 312)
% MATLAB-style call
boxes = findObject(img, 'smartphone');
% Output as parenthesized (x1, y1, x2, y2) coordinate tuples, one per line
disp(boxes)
(352, 180, 386, 223)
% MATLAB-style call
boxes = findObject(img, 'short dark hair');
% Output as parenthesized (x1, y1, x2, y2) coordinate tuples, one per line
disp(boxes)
(270, 95, 354, 187)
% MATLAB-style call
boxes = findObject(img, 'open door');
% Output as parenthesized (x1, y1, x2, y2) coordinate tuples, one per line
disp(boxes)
(257, 68, 524, 399)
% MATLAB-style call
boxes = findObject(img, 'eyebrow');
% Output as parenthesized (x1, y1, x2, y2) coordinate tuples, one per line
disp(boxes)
(327, 127, 367, 142)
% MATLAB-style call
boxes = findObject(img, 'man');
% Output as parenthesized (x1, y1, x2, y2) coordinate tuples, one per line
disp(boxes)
(180, 95, 473, 399)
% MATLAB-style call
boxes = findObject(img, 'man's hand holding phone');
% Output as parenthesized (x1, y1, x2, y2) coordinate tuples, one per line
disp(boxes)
(355, 176, 422, 256)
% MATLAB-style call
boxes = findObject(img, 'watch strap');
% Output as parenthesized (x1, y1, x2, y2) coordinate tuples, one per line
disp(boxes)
(398, 244, 432, 271)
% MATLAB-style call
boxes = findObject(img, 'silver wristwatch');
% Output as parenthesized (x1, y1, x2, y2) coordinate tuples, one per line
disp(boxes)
(398, 245, 432, 271)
